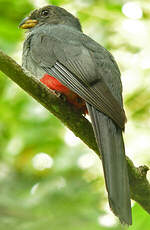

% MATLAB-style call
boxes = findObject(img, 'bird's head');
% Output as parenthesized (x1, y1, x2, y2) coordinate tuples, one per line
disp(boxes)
(19, 5, 82, 31)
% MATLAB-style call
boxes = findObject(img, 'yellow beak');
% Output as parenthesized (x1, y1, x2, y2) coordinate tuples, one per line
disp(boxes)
(19, 17, 38, 29)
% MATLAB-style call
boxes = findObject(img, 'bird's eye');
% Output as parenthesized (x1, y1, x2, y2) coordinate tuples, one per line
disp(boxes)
(41, 10, 49, 16)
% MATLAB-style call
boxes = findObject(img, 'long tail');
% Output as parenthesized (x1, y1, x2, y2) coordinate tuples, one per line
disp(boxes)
(86, 103, 132, 225)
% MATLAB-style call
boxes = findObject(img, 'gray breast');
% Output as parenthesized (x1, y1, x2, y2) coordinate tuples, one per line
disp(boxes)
(22, 33, 45, 79)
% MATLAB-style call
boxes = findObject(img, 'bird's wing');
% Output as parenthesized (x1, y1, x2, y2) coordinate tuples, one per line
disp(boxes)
(29, 29, 126, 129)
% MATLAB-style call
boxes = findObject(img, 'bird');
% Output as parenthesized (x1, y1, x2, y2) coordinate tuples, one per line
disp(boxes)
(19, 5, 132, 225)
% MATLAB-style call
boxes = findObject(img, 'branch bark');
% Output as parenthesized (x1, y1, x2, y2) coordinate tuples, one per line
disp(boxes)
(0, 49, 150, 214)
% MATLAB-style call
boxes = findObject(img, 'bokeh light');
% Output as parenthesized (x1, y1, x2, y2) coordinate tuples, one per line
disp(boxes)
(98, 213, 117, 227)
(122, 2, 143, 19)
(64, 129, 80, 146)
(32, 152, 53, 170)
(77, 153, 96, 169)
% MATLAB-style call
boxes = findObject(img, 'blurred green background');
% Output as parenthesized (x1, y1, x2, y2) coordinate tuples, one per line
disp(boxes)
(0, 0, 150, 229)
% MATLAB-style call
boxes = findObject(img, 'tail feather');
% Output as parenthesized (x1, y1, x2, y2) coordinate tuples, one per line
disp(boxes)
(86, 103, 132, 225)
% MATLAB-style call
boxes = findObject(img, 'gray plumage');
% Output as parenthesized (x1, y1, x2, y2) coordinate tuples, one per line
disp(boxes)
(21, 5, 132, 225)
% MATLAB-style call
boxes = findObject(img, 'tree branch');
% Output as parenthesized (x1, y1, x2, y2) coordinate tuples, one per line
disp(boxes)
(0, 49, 150, 214)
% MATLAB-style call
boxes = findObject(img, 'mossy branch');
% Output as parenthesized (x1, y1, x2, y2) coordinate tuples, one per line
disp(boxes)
(0, 49, 150, 214)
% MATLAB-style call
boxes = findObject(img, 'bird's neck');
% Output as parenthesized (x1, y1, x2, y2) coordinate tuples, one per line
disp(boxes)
(59, 16, 82, 32)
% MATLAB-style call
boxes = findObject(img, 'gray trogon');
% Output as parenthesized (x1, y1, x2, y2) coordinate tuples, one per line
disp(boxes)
(19, 5, 132, 225)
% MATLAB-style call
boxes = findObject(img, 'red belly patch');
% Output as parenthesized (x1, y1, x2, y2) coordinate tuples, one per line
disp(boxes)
(40, 74, 87, 114)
